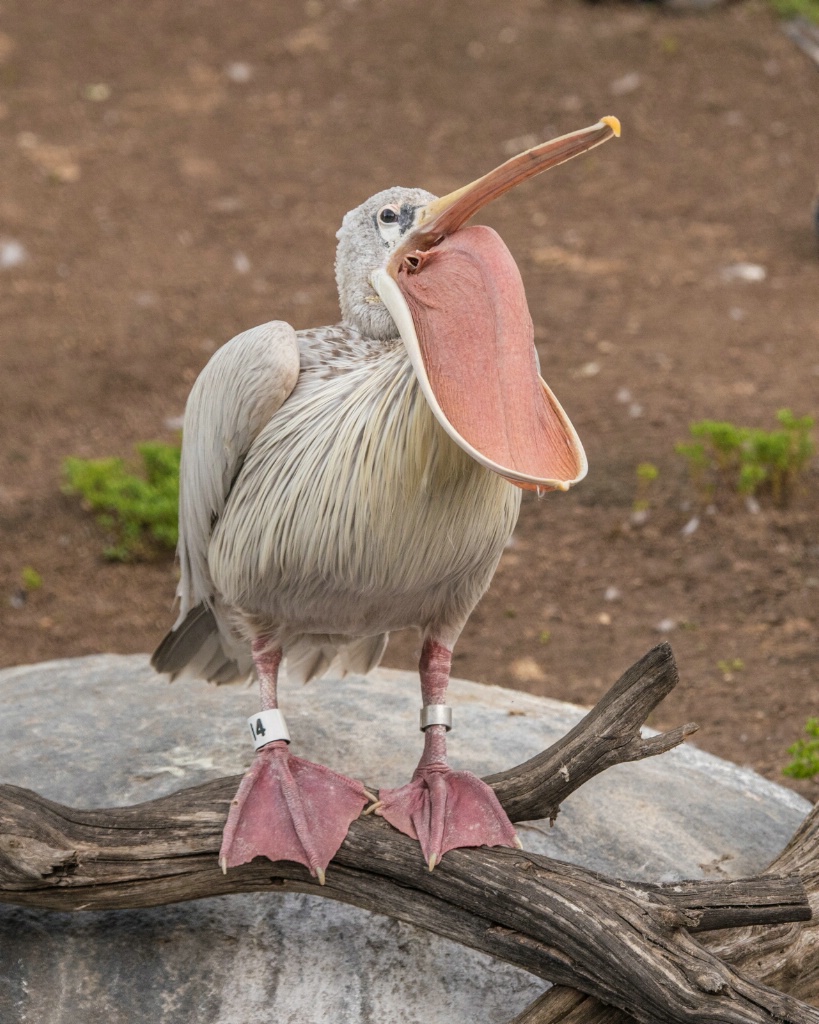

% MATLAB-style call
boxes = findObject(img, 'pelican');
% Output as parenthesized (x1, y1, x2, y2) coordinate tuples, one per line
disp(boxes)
(152, 117, 620, 882)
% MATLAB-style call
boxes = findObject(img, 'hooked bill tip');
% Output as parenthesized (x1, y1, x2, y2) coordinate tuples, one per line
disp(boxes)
(600, 115, 621, 138)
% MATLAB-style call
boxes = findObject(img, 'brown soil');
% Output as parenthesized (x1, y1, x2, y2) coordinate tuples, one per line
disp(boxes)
(1, 0, 818, 802)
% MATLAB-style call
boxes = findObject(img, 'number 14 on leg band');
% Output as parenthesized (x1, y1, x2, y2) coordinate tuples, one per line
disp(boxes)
(248, 710, 291, 749)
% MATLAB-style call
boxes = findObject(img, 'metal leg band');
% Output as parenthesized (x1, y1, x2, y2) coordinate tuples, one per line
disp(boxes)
(248, 709, 291, 749)
(420, 705, 453, 732)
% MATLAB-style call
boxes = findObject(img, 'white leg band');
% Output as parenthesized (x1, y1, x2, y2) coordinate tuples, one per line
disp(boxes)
(248, 709, 291, 749)
(420, 705, 452, 732)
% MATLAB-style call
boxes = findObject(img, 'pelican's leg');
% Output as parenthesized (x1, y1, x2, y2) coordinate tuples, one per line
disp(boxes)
(218, 639, 370, 883)
(376, 637, 519, 870)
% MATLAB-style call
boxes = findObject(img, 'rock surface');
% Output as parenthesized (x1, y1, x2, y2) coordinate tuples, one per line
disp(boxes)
(0, 654, 810, 1023)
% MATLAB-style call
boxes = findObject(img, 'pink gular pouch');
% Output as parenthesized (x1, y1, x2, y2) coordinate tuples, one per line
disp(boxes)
(391, 225, 587, 492)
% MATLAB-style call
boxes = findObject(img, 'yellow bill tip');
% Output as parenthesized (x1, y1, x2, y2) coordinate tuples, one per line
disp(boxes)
(600, 115, 621, 138)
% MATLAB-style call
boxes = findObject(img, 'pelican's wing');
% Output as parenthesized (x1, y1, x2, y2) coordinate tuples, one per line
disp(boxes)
(176, 320, 300, 620)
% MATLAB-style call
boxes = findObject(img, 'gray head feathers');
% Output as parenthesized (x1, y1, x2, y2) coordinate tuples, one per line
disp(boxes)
(334, 186, 436, 340)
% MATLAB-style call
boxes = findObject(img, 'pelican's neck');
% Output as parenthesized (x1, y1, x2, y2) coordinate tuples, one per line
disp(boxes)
(296, 322, 403, 380)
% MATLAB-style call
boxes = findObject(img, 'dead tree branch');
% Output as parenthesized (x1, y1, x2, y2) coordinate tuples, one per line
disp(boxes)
(1, 643, 816, 1024)
(486, 641, 696, 822)
(507, 799, 819, 1024)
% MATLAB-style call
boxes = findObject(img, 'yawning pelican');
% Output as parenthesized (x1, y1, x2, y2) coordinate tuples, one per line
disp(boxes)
(152, 117, 620, 881)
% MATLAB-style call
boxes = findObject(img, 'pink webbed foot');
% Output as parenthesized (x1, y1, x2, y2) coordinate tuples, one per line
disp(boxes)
(376, 765, 520, 870)
(219, 741, 371, 882)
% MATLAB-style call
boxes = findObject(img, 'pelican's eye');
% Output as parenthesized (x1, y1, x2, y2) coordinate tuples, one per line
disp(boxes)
(375, 203, 403, 247)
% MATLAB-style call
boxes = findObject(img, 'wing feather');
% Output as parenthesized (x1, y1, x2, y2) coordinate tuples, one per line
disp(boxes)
(176, 320, 300, 622)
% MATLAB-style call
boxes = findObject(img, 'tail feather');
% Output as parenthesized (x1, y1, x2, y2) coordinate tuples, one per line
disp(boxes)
(337, 633, 389, 677)
(284, 632, 389, 685)
(151, 604, 252, 685)
(285, 642, 335, 686)
(153, 607, 390, 687)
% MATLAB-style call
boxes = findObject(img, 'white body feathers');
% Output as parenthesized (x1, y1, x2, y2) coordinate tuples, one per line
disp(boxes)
(165, 320, 520, 685)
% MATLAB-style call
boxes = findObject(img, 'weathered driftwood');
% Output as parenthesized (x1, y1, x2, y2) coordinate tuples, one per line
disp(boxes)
(509, 797, 819, 1024)
(1, 643, 817, 1024)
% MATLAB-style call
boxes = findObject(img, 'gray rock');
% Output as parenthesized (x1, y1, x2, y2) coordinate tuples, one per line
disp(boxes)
(0, 655, 810, 1023)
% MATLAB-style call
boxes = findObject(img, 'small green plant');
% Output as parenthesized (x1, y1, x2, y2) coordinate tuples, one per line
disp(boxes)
(717, 657, 744, 682)
(63, 441, 181, 561)
(676, 409, 814, 507)
(784, 718, 819, 780)
(634, 462, 659, 512)
(20, 566, 43, 591)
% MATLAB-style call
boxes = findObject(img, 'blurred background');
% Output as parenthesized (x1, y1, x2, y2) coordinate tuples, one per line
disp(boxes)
(1, 0, 817, 798)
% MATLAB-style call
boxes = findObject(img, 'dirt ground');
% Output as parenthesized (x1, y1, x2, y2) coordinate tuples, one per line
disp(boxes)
(1, 0, 817, 803)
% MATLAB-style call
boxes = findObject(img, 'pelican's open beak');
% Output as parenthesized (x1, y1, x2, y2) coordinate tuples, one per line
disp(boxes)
(371, 117, 620, 491)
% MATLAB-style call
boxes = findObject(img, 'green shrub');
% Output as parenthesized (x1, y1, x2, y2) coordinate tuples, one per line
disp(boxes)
(63, 441, 180, 561)
(676, 409, 814, 507)
(784, 718, 819, 780)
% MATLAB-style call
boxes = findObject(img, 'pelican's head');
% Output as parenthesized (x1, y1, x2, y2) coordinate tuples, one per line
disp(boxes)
(335, 186, 436, 341)
(337, 118, 621, 492)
